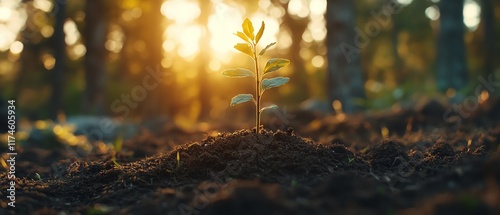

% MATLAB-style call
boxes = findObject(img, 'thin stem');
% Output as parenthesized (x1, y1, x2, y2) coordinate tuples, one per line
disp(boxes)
(253, 41, 260, 135)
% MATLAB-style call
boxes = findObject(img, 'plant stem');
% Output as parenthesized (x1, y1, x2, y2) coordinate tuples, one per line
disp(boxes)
(253, 42, 260, 135)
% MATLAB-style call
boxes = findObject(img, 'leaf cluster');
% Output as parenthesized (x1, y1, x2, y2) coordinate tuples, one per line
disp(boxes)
(222, 18, 290, 121)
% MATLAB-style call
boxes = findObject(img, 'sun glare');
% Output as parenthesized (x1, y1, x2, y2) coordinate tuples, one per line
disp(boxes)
(161, 0, 200, 24)
(0, 7, 13, 22)
(0, 1, 27, 52)
(161, 0, 282, 65)
(397, 0, 414, 6)
(425, 6, 440, 21)
(161, 0, 203, 60)
(463, 0, 481, 31)
(64, 19, 80, 46)
(178, 25, 202, 59)
(288, 0, 309, 18)
(209, 1, 244, 59)
(9, 41, 23, 54)
(33, 0, 53, 13)
(105, 25, 125, 54)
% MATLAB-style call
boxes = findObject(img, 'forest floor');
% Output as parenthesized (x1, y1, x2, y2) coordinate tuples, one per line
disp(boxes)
(1, 98, 500, 215)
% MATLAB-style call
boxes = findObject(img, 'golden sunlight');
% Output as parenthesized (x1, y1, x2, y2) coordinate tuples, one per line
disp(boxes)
(208, 1, 245, 59)
(161, 0, 202, 60)
(161, 0, 281, 64)
(63, 19, 80, 46)
(9, 41, 23, 55)
(41, 53, 55, 70)
(463, 0, 481, 31)
(0, 1, 27, 52)
(161, 0, 200, 24)
(105, 25, 125, 54)
(33, 0, 52, 13)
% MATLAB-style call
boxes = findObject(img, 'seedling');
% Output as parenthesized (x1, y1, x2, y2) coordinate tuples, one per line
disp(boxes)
(348, 158, 355, 163)
(112, 157, 121, 168)
(35, 173, 42, 181)
(381, 126, 389, 139)
(113, 132, 123, 152)
(223, 18, 290, 134)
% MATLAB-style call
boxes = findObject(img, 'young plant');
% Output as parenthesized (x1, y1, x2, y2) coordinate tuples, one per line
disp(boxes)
(223, 18, 290, 134)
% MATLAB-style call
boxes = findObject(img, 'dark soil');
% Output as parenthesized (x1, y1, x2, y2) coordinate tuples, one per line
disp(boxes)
(2, 100, 500, 215)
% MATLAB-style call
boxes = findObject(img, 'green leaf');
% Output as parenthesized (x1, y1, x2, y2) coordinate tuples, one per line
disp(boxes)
(259, 42, 276, 56)
(242, 18, 254, 40)
(35, 173, 42, 181)
(230, 94, 254, 106)
(113, 133, 123, 152)
(264, 58, 290, 74)
(260, 104, 278, 113)
(234, 43, 254, 58)
(234, 31, 251, 43)
(261, 77, 289, 91)
(112, 158, 121, 167)
(255, 21, 265, 44)
(222, 68, 255, 78)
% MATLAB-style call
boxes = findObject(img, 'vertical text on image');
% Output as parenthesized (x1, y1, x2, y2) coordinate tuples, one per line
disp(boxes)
(6, 100, 17, 208)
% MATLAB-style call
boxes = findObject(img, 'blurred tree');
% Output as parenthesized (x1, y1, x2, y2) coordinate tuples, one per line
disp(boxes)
(50, 0, 66, 120)
(391, 1, 434, 86)
(143, 0, 170, 117)
(141, 0, 169, 118)
(280, 1, 310, 99)
(198, 0, 211, 120)
(436, 0, 468, 92)
(326, 0, 365, 113)
(83, 0, 107, 115)
(16, 44, 41, 100)
(389, 3, 405, 85)
(481, 0, 495, 75)
(114, 0, 171, 118)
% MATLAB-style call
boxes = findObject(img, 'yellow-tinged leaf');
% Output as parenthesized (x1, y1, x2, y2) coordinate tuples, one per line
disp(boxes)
(259, 42, 276, 56)
(112, 158, 121, 167)
(234, 43, 254, 58)
(264, 58, 290, 74)
(259, 104, 278, 113)
(255, 21, 265, 44)
(381, 127, 389, 139)
(230, 94, 254, 106)
(222, 68, 255, 78)
(261, 77, 290, 91)
(234, 31, 251, 43)
(113, 133, 123, 152)
(242, 18, 254, 40)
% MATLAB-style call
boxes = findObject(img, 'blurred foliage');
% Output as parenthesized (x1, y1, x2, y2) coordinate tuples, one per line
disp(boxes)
(0, 0, 499, 125)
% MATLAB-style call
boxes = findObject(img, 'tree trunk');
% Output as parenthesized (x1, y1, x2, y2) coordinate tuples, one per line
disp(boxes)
(83, 0, 107, 115)
(481, 0, 495, 75)
(281, 1, 310, 98)
(391, 17, 405, 84)
(197, 0, 211, 120)
(141, 0, 167, 118)
(50, 0, 66, 120)
(326, 0, 365, 113)
(436, 0, 468, 92)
